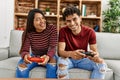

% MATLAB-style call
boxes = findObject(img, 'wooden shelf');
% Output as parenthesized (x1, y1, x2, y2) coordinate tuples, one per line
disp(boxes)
(14, 0, 102, 32)
(15, 13, 28, 16)
(60, 0, 79, 3)
(82, 0, 101, 2)
(82, 16, 101, 19)
(45, 15, 58, 17)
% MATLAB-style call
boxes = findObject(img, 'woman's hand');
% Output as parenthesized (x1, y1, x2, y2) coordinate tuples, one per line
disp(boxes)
(24, 54, 32, 64)
(38, 55, 49, 65)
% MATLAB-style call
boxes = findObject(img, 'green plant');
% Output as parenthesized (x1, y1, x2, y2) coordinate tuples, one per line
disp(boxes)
(102, 0, 120, 33)
(46, 6, 50, 12)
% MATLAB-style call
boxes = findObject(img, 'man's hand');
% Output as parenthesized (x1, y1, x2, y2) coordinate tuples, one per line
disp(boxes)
(70, 49, 86, 60)
(87, 51, 104, 63)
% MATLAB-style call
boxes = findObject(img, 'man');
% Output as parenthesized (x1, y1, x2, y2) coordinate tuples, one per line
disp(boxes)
(57, 6, 107, 79)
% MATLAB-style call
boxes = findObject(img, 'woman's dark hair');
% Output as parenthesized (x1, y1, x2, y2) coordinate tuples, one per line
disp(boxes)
(19, 9, 47, 54)
(26, 8, 46, 33)
(62, 6, 80, 21)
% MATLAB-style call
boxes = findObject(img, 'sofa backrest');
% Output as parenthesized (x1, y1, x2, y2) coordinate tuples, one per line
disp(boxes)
(9, 30, 120, 60)
(9, 30, 23, 57)
(96, 32, 120, 60)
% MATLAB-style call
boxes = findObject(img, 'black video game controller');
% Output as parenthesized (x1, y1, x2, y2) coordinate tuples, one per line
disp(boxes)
(82, 51, 94, 57)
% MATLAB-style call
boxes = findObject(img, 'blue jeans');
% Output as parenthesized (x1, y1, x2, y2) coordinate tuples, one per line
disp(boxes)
(57, 57, 107, 79)
(16, 55, 57, 78)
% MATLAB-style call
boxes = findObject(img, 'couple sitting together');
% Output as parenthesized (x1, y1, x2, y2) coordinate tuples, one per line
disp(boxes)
(16, 6, 107, 79)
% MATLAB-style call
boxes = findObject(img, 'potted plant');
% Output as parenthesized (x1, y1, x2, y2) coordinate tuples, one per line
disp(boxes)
(102, 0, 120, 33)
(46, 6, 50, 15)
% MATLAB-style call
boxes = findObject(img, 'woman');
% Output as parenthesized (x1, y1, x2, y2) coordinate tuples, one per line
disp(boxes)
(16, 9, 57, 78)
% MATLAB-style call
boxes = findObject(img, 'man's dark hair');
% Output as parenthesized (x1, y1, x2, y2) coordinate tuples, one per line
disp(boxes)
(62, 6, 80, 21)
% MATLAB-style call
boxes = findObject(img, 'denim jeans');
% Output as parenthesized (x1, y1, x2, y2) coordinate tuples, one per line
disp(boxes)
(16, 55, 57, 78)
(57, 57, 107, 79)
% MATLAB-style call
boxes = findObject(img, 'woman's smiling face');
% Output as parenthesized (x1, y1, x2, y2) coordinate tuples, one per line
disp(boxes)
(33, 13, 46, 32)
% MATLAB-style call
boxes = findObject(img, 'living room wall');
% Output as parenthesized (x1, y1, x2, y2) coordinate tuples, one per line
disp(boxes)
(0, 0, 109, 48)
(0, 0, 14, 48)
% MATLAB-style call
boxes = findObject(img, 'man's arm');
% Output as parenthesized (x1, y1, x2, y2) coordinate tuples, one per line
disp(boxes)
(89, 44, 99, 56)
(58, 42, 85, 59)
(58, 42, 72, 58)
(89, 44, 104, 63)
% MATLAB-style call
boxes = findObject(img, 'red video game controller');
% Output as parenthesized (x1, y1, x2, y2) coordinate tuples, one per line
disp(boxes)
(27, 57, 45, 63)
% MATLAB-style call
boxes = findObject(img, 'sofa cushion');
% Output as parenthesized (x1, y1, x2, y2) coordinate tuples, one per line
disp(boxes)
(0, 48, 8, 60)
(105, 60, 120, 80)
(96, 32, 120, 59)
(0, 57, 20, 77)
(0, 56, 113, 79)
(69, 67, 113, 80)
(0, 57, 46, 78)
(30, 67, 46, 78)
(9, 30, 23, 57)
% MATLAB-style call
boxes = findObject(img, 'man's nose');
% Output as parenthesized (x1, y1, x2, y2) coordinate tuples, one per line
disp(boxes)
(71, 20, 75, 26)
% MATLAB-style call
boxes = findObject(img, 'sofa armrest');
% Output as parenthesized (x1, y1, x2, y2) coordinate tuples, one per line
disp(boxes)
(0, 47, 9, 60)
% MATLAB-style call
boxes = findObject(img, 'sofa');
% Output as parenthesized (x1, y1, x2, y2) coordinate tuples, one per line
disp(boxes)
(0, 30, 119, 80)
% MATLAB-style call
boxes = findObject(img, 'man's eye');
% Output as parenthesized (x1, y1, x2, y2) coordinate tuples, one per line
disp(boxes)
(66, 20, 71, 23)
(73, 18, 76, 21)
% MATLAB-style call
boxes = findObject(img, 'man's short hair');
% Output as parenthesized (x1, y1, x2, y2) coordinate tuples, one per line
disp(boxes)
(62, 6, 81, 21)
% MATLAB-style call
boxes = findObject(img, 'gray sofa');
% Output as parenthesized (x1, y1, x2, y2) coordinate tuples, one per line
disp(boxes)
(0, 30, 119, 80)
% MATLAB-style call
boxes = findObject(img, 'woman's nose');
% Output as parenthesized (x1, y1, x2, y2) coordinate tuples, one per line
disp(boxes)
(40, 18, 46, 22)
